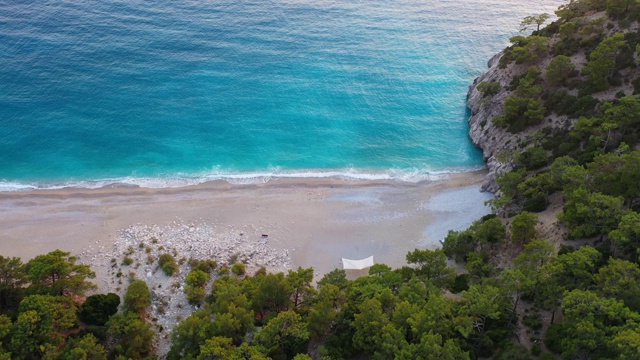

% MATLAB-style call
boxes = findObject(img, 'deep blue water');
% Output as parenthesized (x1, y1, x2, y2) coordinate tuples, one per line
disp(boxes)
(0, 0, 565, 189)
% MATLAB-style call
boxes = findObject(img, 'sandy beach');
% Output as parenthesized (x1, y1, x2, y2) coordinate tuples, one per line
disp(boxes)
(0, 171, 492, 288)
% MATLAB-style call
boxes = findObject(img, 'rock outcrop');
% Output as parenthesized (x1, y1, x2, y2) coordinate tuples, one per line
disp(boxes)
(467, 52, 520, 193)
(467, 10, 629, 194)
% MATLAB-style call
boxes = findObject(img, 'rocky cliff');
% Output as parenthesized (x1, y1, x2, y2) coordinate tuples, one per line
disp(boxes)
(467, 52, 519, 193)
(467, 10, 638, 194)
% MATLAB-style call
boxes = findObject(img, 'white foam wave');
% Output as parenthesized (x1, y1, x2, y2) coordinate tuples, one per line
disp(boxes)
(0, 182, 39, 192)
(0, 166, 485, 192)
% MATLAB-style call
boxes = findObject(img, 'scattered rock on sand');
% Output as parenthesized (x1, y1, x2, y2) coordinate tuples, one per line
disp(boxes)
(81, 219, 291, 357)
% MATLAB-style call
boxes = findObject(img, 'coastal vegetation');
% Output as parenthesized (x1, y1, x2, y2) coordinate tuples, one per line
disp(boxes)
(462, 0, 640, 358)
(5, 0, 640, 359)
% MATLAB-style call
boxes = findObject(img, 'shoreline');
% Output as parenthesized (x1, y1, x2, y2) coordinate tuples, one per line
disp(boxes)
(0, 166, 487, 193)
(0, 170, 492, 290)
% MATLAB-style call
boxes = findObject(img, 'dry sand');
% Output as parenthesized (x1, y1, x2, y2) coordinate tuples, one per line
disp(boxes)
(0, 170, 493, 288)
(0, 170, 494, 353)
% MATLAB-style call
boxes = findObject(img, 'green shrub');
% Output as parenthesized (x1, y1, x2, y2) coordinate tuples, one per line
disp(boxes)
(522, 311, 543, 330)
(545, 323, 566, 354)
(451, 274, 470, 293)
(495, 343, 533, 360)
(480, 213, 497, 222)
(158, 253, 179, 277)
(185, 286, 206, 304)
(517, 146, 548, 170)
(254, 267, 267, 277)
(189, 259, 218, 273)
(218, 265, 230, 276)
(477, 81, 500, 97)
(546, 55, 575, 86)
(122, 256, 133, 266)
(531, 343, 542, 356)
(617, 44, 635, 70)
(509, 35, 549, 64)
(558, 244, 575, 255)
(125, 246, 135, 256)
(523, 192, 548, 212)
(78, 293, 120, 326)
(511, 212, 538, 243)
(124, 279, 151, 314)
(231, 262, 246, 276)
(185, 270, 210, 288)
(499, 68, 546, 132)
(499, 48, 514, 68)
(442, 229, 475, 262)
(492, 115, 508, 128)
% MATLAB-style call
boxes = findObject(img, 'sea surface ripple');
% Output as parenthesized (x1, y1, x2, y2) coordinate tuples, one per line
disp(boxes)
(0, 0, 565, 190)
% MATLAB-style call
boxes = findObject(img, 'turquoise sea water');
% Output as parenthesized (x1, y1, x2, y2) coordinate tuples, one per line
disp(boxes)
(0, 0, 565, 190)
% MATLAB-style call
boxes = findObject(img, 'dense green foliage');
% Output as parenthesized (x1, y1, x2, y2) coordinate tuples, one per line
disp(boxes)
(469, 1, 640, 359)
(123, 279, 152, 316)
(168, 252, 487, 360)
(546, 55, 575, 86)
(493, 67, 546, 132)
(25, 250, 95, 296)
(78, 293, 120, 326)
(0, 251, 111, 359)
(185, 269, 210, 304)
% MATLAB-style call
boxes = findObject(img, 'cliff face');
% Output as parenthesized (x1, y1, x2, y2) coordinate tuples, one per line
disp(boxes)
(466, 10, 634, 194)
(467, 53, 519, 193)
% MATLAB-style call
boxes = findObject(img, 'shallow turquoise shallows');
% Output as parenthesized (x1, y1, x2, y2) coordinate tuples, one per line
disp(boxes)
(0, 0, 565, 189)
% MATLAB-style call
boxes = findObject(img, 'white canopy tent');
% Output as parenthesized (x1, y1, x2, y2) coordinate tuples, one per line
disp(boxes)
(342, 256, 374, 270)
